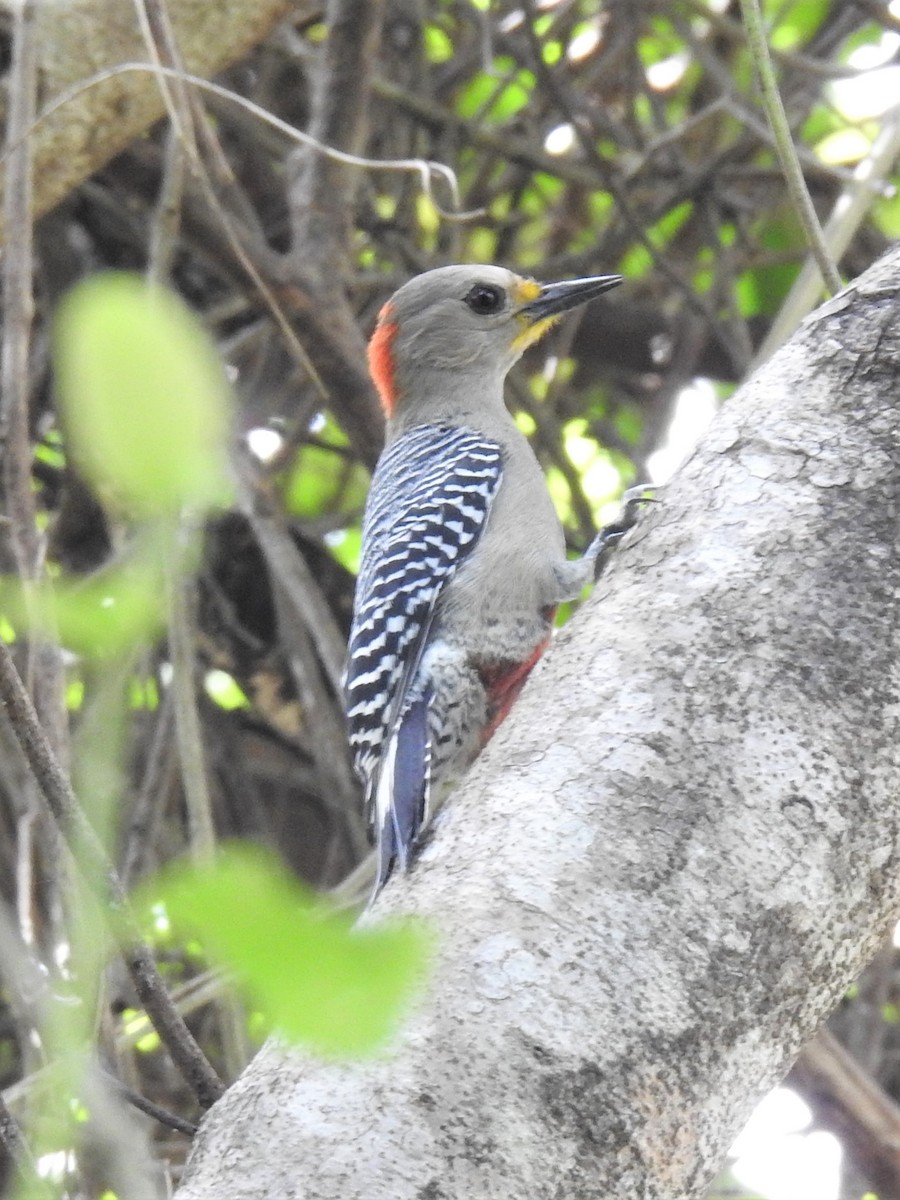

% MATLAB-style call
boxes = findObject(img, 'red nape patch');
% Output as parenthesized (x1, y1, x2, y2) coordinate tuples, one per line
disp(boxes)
(479, 631, 553, 745)
(368, 302, 399, 417)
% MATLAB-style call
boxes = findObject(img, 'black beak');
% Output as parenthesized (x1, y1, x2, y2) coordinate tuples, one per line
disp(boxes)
(520, 274, 622, 322)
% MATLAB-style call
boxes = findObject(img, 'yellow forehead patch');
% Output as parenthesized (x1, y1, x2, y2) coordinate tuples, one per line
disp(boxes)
(511, 313, 559, 353)
(513, 278, 542, 303)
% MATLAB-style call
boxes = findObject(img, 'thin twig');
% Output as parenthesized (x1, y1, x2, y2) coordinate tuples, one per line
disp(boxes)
(738, 0, 841, 297)
(148, 123, 187, 284)
(0, 1091, 36, 1183)
(287, 0, 387, 276)
(1, 0, 41, 613)
(757, 101, 900, 362)
(101, 1069, 198, 1137)
(793, 1028, 900, 1198)
(2, 968, 230, 1113)
(120, 690, 175, 888)
(138, 20, 256, 1075)
(165, 525, 217, 861)
(1, 0, 70, 959)
(12, 63, 479, 222)
(0, 637, 225, 1108)
(0, 0, 36, 446)
(236, 460, 347, 694)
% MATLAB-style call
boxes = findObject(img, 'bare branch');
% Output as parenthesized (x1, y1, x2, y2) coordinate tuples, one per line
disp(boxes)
(0, 638, 226, 1109)
(793, 1029, 900, 1198)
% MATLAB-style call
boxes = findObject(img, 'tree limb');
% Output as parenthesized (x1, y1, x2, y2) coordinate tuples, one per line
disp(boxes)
(174, 245, 900, 1198)
(3, 0, 314, 233)
(0, 638, 226, 1109)
(793, 1028, 900, 1198)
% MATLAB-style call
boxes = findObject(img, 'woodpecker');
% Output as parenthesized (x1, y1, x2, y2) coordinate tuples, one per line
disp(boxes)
(345, 264, 642, 897)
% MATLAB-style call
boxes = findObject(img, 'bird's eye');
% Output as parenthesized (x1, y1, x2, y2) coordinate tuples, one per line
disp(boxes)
(464, 284, 505, 315)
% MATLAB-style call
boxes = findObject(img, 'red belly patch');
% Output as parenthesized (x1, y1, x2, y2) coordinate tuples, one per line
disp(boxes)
(478, 633, 552, 745)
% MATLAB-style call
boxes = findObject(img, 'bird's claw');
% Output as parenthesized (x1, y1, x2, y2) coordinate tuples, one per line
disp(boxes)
(591, 483, 658, 581)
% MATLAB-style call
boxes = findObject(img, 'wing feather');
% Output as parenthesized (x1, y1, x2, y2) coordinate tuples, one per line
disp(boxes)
(344, 424, 503, 889)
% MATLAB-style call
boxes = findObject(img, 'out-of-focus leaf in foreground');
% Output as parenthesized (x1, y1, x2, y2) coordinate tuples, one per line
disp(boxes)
(136, 844, 430, 1058)
(53, 272, 234, 517)
(0, 548, 165, 656)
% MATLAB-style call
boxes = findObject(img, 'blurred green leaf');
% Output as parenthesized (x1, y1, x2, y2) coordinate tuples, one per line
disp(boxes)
(324, 527, 362, 575)
(281, 440, 369, 521)
(769, 0, 827, 50)
(753, 215, 804, 314)
(35, 434, 66, 471)
(613, 407, 643, 446)
(873, 190, 900, 238)
(137, 844, 430, 1058)
(54, 272, 234, 518)
(620, 201, 693, 276)
(815, 127, 871, 165)
(562, 420, 621, 511)
(637, 18, 683, 66)
(839, 21, 884, 58)
(456, 61, 534, 121)
(204, 669, 251, 712)
(0, 549, 165, 656)
(65, 677, 85, 712)
(457, 71, 500, 119)
(423, 24, 453, 63)
(801, 103, 840, 146)
(467, 226, 499, 263)
(128, 674, 160, 710)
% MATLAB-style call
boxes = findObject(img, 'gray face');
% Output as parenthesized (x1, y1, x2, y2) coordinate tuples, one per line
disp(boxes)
(383, 264, 621, 378)
(386, 265, 540, 376)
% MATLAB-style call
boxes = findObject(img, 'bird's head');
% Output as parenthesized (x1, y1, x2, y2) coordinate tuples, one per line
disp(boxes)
(367, 264, 621, 420)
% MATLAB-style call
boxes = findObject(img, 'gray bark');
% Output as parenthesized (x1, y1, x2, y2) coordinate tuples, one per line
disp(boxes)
(176, 243, 900, 1199)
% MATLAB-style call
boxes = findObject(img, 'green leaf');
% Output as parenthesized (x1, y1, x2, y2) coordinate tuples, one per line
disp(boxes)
(753, 215, 804, 313)
(815, 126, 871, 165)
(637, 17, 683, 65)
(54, 272, 234, 518)
(619, 201, 694, 277)
(35, 432, 66, 471)
(873, 190, 900, 238)
(324, 527, 362, 574)
(768, 0, 827, 50)
(456, 62, 534, 121)
(839, 21, 884, 59)
(466, 226, 499, 263)
(137, 844, 430, 1058)
(423, 23, 453, 63)
(561, 420, 621, 510)
(65, 677, 85, 712)
(491, 69, 534, 120)
(203, 669, 250, 711)
(613, 407, 643, 446)
(281, 440, 369, 521)
(0, 549, 165, 656)
(457, 71, 499, 119)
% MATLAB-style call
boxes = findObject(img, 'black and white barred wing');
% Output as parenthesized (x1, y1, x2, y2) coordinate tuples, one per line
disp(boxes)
(344, 424, 503, 890)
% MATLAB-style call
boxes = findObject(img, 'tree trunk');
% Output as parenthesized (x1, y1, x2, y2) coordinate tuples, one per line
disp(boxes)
(175, 244, 900, 1199)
